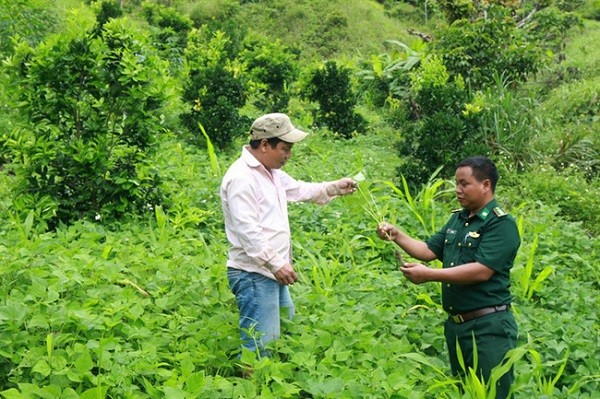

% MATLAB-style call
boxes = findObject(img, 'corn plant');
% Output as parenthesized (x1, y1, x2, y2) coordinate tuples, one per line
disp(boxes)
(513, 216, 554, 300)
(456, 335, 529, 399)
(382, 167, 450, 236)
(529, 348, 569, 396)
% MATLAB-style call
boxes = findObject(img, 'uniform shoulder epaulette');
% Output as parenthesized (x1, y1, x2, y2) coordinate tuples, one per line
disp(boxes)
(451, 208, 462, 213)
(493, 206, 507, 217)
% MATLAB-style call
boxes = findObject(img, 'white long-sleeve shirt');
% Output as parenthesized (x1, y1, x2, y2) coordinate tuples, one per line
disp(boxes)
(220, 146, 335, 280)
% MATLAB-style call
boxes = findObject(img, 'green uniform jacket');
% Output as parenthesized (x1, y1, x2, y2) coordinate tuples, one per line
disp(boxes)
(426, 199, 521, 314)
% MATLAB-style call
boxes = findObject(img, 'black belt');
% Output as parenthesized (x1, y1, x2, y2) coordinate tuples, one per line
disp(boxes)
(449, 304, 510, 323)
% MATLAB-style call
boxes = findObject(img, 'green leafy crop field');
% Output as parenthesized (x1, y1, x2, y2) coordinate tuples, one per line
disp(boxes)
(0, 132, 598, 397)
(0, 0, 598, 398)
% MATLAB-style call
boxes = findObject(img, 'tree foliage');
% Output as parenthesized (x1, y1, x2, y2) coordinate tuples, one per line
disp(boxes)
(397, 56, 488, 188)
(432, 5, 545, 89)
(3, 17, 173, 229)
(239, 34, 299, 113)
(141, 0, 193, 74)
(356, 40, 422, 109)
(180, 28, 248, 150)
(302, 61, 367, 138)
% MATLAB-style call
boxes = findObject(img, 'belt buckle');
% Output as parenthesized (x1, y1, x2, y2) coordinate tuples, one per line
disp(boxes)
(451, 314, 464, 323)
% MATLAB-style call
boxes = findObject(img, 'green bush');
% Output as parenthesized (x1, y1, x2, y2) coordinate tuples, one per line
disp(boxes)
(510, 166, 600, 236)
(181, 28, 249, 150)
(239, 33, 300, 113)
(381, 0, 441, 22)
(431, 5, 544, 89)
(524, 6, 583, 56)
(580, 0, 600, 19)
(437, 0, 476, 23)
(91, 0, 123, 36)
(3, 16, 173, 229)
(542, 75, 600, 125)
(302, 61, 367, 139)
(141, 1, 193, 73)
(396, 56, 487, 188)
(478, 77, 547, 171)
(537, 75, 600, 177)
(356, 40, 422, 108)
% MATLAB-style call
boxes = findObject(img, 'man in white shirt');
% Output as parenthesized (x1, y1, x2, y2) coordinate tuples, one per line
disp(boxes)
(220, 113, 356, 358)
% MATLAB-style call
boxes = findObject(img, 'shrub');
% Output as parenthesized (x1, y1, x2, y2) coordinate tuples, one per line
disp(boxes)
(181, 28, 248, 150)
(523, 6, 583, 56)
(396, 56, 487, 189)
(356, 40, 422, 108)
(141, 1, 193, 74)
(537, 75, 600, 178)
(542, 75, 600, 125)
(91, 0, 123, 36)
(302, 61, 367, 138)
(431, 5, 545, 90)
(239, 33, 300, 113)
(478, 76, 547, 172)
(3, 17, 173, 229)
(437, 0, 476, 23)
(580, 0, 600, 20)
(510, 166, 600, 236)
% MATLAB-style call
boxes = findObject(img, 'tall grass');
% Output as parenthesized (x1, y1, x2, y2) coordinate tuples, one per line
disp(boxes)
(382, 167, 450, 236)
(200, 123, 222, 177)
(512, 216, 554, 301)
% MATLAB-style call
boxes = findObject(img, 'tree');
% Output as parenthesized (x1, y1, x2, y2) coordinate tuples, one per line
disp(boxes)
(239, 34, 299, 113)
(396, 56, 488, 189)
(181, 28, 248, 150)
(302, 61, 367, 139)
(432, 5, 544, 90)
(4, 17, 173, 229)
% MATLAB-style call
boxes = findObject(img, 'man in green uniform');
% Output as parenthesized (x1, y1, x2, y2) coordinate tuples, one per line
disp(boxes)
(377, 155, 520, 399)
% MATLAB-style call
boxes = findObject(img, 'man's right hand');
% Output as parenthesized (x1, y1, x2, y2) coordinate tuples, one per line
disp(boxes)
(274, 264, 298, 285)
(377, 222, 399, 242)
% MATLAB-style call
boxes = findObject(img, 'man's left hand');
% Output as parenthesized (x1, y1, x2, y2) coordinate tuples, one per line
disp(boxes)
(400, 263, 432, 284)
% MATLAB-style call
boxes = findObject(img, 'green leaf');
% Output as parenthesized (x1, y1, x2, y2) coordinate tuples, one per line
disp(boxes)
(0, 389, 23, 399)
(79, 386, 108, 399)
(200, 123, 221, 177)
(31, 360, 52, 377)
(163, 387, 186, 399)
(74, 350, 94, 373)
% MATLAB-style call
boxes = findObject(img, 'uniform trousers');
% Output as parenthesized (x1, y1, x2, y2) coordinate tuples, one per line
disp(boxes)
(444, 309, 518, 399)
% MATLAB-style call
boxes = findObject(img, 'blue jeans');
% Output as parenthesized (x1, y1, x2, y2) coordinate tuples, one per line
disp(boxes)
(227, 268, 295, 354)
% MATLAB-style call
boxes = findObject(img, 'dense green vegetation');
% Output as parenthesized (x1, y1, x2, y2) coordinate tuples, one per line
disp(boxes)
(0, 0, 598, 398)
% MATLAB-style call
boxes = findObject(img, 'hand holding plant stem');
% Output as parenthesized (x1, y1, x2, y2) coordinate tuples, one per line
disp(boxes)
(353, 171, 408, 267)
(395, 250, 406, 267)
(377, 221, 408, 267)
